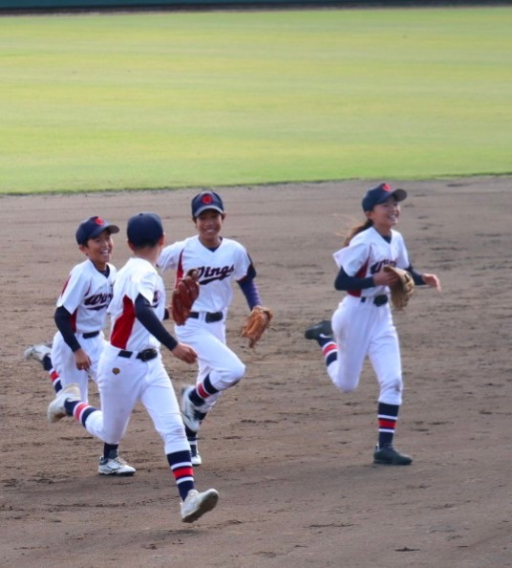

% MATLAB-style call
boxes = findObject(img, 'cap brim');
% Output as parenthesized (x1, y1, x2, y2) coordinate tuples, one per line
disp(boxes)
(391, 189, 407, 202)
(193, 205, 224, 217)
(90, 224, 120, 239)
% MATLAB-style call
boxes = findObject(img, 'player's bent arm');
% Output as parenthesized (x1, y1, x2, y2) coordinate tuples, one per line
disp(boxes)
(334, 267, 375, 291)
(405, 266, 441, 291)
(237, 274, 261, 310)
(405, 265, 426, 286)
(134, 294, 178, 351)
(421, 273, 442, 291)
(170, 343, 197, 364)
(74, 348, 92, 371)
(54, 306, 82, 352)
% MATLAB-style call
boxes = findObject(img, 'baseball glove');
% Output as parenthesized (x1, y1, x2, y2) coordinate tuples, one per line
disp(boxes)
(384, 265, 415, 309)
(241, 306, 273, 348)
(171, 269, 200, 326)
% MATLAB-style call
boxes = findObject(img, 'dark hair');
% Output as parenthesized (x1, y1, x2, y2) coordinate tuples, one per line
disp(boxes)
(343, 219, 373, 247)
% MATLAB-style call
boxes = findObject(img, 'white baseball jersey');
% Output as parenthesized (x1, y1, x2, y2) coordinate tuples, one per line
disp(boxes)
(80, 255, 189, 456)
(108, 257, 165, 352)
(56, 259, 116, 333)
(52, 259, 114, 401)
(158, 236, 253, 311)
(333, 227, 410, 299)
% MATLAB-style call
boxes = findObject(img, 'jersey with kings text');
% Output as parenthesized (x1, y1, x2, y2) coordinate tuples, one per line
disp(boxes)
(333, 227, 410, 299)
(56, 259, 116, 333)
(158, 236, 253, 313)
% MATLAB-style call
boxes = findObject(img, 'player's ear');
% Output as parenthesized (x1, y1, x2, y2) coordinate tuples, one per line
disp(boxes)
(127, 240, 136, 252)
(78, 244, 89, 254)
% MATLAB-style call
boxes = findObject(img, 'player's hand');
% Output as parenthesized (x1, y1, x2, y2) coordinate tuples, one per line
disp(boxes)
(423, 273, 442, 292)
(373, 268, 399, 287)
(74, 348, 92, 372)
(171, 342, 197, 364)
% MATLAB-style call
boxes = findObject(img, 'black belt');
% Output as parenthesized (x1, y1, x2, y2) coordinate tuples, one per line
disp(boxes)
(361, 295, 388, 307)
(189, 311, 223, 323)
(118, 348, 158, 362)
(82, 331, 100, 339)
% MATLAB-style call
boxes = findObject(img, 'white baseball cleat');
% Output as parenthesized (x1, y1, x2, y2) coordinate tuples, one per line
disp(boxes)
(188, 439, 202, 466)
(23, 343, 51, 364)
(47, 383, 81, 423)
(191, 451, 202, 467)
(181, 489, 219, 523)
(98, 455, 136, 476)
(180, 386, 203, 433)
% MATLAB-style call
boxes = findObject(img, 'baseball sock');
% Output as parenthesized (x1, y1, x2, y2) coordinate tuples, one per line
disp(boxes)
(103, 444, 119, 460)
(64, 400, 98, 427)
(167, 450, 195, 501)
(377, 402, 400, 448)
(320, 337, 338, 367)
(49, 369, 62, 393)
(185, 425, 200, 454)
(189, 374, 218, 409)
(42, 354, 53, 372)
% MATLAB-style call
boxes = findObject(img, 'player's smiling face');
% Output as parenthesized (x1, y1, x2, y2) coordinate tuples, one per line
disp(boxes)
(367, 196, 400, 236)
(195, 210, 224, 248)
(79, 229, 114, 270)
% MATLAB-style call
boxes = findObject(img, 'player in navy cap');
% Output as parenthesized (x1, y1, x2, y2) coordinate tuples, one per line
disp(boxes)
(158, 191, 272, 467)
(305, 183, 441, 466)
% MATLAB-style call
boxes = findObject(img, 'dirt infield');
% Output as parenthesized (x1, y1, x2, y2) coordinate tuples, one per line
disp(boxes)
(1, 177, 511, 568)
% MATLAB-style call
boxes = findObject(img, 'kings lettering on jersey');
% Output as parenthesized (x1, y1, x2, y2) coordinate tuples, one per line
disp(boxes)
(196, 265, 235, 284)
(370, 260, 397, 275)
(84, 292, 113, 311)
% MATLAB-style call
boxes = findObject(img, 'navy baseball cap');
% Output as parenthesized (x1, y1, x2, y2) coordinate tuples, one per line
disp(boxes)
(127, 213, 164, 247)
(191, 191, 224, 218)
(362, 183, 407, 212)
(75, 216, 119, 246)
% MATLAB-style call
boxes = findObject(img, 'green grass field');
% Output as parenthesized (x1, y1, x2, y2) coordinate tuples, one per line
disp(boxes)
(0, 6, 511, 194)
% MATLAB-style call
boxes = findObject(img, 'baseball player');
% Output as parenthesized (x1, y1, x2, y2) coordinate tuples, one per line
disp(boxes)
(305, 183, 441, 465)
(158, 191, 266, 466)
(47, 212, 219, 523)
(25, 215, 135, 476)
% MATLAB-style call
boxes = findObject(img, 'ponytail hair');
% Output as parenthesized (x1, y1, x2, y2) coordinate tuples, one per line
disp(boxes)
(343, 219, 373, 248)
